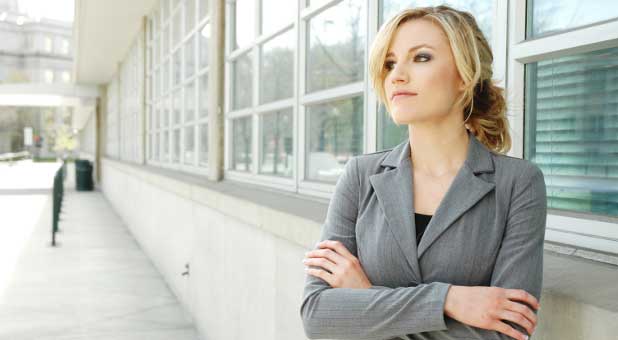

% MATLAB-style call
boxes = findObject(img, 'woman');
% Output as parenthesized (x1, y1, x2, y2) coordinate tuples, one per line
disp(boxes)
(300, 5, 547, 340)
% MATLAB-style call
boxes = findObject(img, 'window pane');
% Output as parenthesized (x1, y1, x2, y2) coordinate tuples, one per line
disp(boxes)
(260, 29, 294, 103)
(199, 0, 209, 21)
(161, 0, 169, 21)
(154, 106, 160, 130)
(232, 116, 253, 171)
(232, 52, 252, 110)
(184, 125, 195, 164)
(524, 47, 618, 217)
(162, 26, 169, 57)
(162, 130, 170, 161)
(261, 0, 295, 35)
(153, 132, 159, 161)
(163, 97, 170, 127)
(173, 49, 182, 86)
(186, 80, 196, 122)
(186, 0, 196, 33)
(199, 73, 208, 117)
(233, 0, 255, 49)
(306, 96, 364, 183)
(173, 89, 181, 125)
(259, 109, 293, 177)
(527, 0, 618, 38)
(172, 128, 181, 162)
(163, 59, 169, 93)
(307, 0, 366, 93)
(185, 35, 195, 79)
(199, 123, 208, 166)
(307, 0, 330, 8)
(199, 23, 210, 70)
(377, 103, 408, 150)
(173, 7, 182, 47)
(381, 1, 494, 46)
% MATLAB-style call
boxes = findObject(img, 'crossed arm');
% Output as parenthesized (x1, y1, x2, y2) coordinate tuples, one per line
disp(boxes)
(299, 157, 547, 340)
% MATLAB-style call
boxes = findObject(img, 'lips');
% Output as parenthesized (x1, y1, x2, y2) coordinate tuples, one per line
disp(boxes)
(391, 91, 417, 101)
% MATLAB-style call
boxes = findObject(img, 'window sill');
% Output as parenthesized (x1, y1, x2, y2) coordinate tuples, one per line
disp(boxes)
(101, 157, 618, 313)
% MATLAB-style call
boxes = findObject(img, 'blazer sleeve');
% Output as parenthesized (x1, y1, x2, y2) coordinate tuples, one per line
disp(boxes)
(299, 156, 453, 340)
(490, 164, 547, 339)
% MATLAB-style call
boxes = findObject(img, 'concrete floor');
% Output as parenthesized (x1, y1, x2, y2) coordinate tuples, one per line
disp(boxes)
(0, 161, 201, 340)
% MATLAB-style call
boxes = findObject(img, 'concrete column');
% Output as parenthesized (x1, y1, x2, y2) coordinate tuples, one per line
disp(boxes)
(208, 0, 225, 181)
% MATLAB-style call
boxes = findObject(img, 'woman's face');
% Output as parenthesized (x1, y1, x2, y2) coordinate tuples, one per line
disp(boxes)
(383, 18, 465, 125)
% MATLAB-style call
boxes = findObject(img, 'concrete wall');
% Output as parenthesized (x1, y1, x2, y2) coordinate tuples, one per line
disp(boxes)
(99, 157, 618, 340)
(101, 158, 308, 340)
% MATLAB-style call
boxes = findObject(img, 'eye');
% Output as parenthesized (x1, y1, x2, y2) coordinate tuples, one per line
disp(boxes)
(384, 60, 395, 71)
(415, 53, 431, 62)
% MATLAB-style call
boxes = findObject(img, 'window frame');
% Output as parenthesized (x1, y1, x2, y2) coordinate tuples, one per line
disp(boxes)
(508, 0, 618, 254)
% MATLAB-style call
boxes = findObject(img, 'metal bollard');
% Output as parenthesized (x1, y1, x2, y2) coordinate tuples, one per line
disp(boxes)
(52, 166, 64, 246)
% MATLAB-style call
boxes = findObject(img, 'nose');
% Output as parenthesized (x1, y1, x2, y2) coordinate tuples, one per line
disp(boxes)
(389, 62, 408, 85)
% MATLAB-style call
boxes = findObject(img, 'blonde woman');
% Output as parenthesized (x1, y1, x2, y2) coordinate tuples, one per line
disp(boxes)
(300, 5, 546, 340)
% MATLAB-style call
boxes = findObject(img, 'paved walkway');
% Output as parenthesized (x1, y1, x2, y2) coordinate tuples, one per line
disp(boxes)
(0, 161, 201, 340)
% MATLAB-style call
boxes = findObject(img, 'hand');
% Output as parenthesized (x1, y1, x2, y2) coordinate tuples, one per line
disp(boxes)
(303, 240, 372, 289)
(444, 285, 540, 340)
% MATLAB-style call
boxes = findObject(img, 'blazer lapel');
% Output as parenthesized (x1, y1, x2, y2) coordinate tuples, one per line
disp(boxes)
(369, 140, 422, 283)
(369, 130, 496, 283)
(417, 131, 495, 258)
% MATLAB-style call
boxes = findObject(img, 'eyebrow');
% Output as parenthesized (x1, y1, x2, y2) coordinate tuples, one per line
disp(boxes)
(385, 44, 434, 58)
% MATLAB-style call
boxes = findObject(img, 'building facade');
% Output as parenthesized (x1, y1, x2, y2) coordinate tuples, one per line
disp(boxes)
(76, 0, 618, 339)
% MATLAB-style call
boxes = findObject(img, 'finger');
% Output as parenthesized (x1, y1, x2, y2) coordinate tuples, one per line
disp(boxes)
(318, 240, 356, 261)
(306, 248, 346, 265)
(506, 301, 537, 329)
(303, 257, 336, 274)
(493, 320, 529, 340)
(507, 289, 540, 311)
(498, 310, 534, 337)
(305, 267, 334, 286)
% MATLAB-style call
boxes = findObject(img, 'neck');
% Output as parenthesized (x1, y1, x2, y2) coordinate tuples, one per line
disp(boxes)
(408, 126, 470, 178)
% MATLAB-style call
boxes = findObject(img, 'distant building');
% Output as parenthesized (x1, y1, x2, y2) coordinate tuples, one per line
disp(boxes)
(0, 0, 73, 85)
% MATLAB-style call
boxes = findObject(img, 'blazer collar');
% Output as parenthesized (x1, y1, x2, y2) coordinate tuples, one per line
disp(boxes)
(369, 129, 495, 284)
(380, 129, 495, 174)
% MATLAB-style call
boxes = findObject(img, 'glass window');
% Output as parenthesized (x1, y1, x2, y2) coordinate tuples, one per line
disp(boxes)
(380, 0, 495, 46)
(232, 52, 253, 110)
(173, 49, 182, 86)
(524, 46, 618, 218)
(259, 109, 293, 177)
(199, 0, 209, 21)
(173, 7, 182, 47)
(306, 96, 364, 183)
(186, 80, 196, 122)
(173, 89, 182, 125)
(162, 26, 169, 56)
(185, 35, 196, 79)
(261, 0, 295, 35)
(199, 123, 208, 166)
(377, 103, 408, 150)
(307, 0, 331, 8)
(161, 0, 169, 21)
(44, 36, 53, 52)
(186, 0, 196, 33)
(153, 132, 159, 161)
(233, 0, 255, 50)
(199, 23, 210, 70)
(44, 70, 54, 83)
(163, 97, 170, 127)
(232, 116, 253, 171)
(260, 30, 294, 104)
(173, 128, 181, 162)
(162, 130, 170, 161)
(199, 73, 208, 118)
(163, 59, 170, 94)
(306, 0, 366, 93)
(184, 125, 195, 164)
(527, 0, 618, 38)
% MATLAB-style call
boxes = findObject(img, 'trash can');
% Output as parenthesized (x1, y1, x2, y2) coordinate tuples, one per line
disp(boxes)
(75, 159, 94, 191)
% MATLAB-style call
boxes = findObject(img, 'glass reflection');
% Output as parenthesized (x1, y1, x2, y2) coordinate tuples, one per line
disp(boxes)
(307, 0, 366, 93)
(232, 116, 253, 172)
(232, 52, 252, 110)
(306, 96, 364, 182)
(260, 30, 294, 103)
(259, 109, 293, 177)
(199, 123, 208, 166)
(527, 0, 618, 38)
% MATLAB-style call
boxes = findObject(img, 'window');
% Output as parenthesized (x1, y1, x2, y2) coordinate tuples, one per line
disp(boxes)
(60, 38, 70, 55)
(145, 0, 209, 173)
(61, 71, 71, 83)
(44, 36, 53, 53)
(43, 69, 54, 83)
(508, 0, 618, 253)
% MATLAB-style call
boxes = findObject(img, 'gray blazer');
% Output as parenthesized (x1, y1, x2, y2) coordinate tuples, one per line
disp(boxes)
(300, 129, 547, 340)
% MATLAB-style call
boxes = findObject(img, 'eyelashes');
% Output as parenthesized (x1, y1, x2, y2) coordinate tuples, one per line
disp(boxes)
(384, 53, 432, 71)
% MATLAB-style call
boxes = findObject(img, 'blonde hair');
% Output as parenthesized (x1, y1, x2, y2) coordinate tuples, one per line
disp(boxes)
(369, 5, 511, 154)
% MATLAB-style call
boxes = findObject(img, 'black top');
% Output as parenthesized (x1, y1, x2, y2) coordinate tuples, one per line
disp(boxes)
(414, 213, 433, 245)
